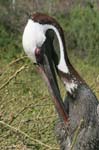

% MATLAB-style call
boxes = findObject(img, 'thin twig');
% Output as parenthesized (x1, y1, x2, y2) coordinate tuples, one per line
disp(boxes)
(36, 115, 56, 120)
(70, 119, 84, 150)
(9, 56, 27, 66)
(97, 75, 99, 83)
(0, 120, 59, 150)
(0, 65, 27, 90)
(22, 115, 56, 125)
(0, 56, 27, 77)
(9, 96, 52, 124)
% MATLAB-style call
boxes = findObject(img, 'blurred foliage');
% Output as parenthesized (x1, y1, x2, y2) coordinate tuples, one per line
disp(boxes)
(0, 0, 99, 65)
(52, 3, 99, 65)
(0, 25, 22, 63)
(64, 4, 99, 65)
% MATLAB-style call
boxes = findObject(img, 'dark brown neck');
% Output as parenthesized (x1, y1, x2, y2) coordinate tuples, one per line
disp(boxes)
(58, 63, 85, 84)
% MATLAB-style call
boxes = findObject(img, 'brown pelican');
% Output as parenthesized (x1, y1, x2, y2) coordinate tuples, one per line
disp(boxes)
(22, 13, 99, 150)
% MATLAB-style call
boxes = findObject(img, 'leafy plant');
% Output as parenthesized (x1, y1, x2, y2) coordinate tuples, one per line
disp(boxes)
(57, 4, 99, 65)
(0, 25, 22, 62)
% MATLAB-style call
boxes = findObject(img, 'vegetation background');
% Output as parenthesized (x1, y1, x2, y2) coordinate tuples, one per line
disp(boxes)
(0, 0, 99, 150)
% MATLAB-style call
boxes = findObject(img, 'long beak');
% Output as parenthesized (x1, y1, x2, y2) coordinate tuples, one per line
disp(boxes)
(37, 52, 68, 124)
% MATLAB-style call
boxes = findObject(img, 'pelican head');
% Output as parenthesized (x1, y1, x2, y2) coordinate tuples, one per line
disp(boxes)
(22, 13, 83, 123)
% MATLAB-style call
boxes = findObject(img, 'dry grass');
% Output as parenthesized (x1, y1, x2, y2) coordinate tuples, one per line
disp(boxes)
(0, 55, 99, 150)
